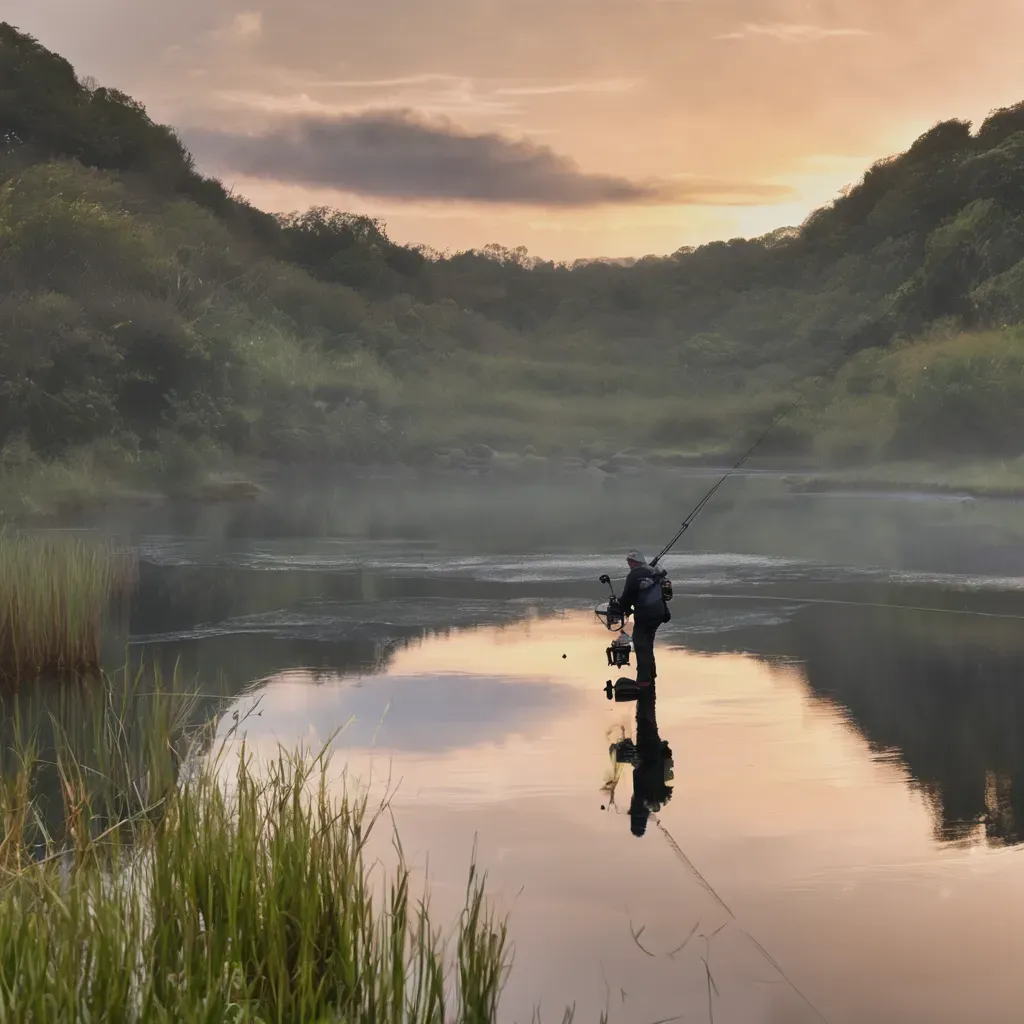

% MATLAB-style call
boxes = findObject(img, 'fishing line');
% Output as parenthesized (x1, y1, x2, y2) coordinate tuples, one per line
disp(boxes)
(653, 816, 831, 1024)
(604, 719, 831, 1020)
(673, 590, 1024, 623)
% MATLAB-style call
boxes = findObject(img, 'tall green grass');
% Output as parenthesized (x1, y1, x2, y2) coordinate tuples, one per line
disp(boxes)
(0, 667, 511, 1021)
(0, 530, 136, 679)
(0, 659, 197, 868)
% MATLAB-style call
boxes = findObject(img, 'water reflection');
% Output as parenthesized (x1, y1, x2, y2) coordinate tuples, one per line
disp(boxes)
(120, 545, 1024, 851)
(81, 556, 1024, 1024)
(116, 560, 579, 726)
(606, 685, 675, 838)
(793, 604, 1024, 847)
(213, 612, 1024, 1023)
(672, 597, 1024, 847)
(228, 667, 576, 756)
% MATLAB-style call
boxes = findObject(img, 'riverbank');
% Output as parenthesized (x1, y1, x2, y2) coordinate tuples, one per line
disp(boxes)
(0, 454, 272, 523)
(5, 445, 1024, 526)
(783, 458, 1024, 501)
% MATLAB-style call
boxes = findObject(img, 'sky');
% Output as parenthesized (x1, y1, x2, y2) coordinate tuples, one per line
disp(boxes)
(9, 1, 1024, 260)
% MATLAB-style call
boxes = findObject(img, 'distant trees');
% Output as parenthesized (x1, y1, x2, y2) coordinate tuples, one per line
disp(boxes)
(275, 207, 427, 293)
(5, 20, 1024, 466)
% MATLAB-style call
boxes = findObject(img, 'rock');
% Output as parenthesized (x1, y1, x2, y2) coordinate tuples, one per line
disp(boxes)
(468, 443, 496, 461)
(521, 453, 548, 472)
(448, 448, 468, 466)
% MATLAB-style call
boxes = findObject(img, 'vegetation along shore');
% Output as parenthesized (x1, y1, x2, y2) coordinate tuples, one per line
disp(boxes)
(4, 23, 1024, 519)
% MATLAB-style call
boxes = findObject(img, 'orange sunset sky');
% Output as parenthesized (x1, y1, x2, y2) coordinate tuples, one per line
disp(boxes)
(9, 1, 1024, 260)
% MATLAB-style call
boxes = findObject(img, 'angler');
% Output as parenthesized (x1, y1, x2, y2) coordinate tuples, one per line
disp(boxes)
(617, 549, 672, 687)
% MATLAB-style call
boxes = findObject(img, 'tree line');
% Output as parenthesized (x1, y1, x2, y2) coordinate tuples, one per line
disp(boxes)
(3, 21, 1024, 477)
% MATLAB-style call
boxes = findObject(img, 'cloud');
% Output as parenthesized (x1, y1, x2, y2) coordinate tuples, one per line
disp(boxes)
(214, 10, 263, 39)
(313, 73, 468, 91)
(251, 672, 577, 754)
(300, 74, 639, 97)
(188, 110, 791, 207)
(210, 86, 517, 120)
(207, 75, 642, 122)
(716, 22, 870, 42)
(493, 79, 640, 97)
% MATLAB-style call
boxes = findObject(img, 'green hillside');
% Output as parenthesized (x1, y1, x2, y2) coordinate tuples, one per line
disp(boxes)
(3, 22, 1024, 513)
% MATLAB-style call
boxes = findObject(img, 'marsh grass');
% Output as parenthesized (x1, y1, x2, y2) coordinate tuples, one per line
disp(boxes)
(0, 659, 197, 872)
(0, 665, 512, 1022)
(0, 529, 137, 679)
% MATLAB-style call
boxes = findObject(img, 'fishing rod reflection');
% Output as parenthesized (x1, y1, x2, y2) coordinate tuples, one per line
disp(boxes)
(601, 681, 675, 837)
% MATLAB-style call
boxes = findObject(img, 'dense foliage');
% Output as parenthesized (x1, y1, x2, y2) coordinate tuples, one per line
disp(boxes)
(3, 21, 1024, 487)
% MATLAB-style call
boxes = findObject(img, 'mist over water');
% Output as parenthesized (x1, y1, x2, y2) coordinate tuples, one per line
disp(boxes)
(85, 467, 1024, 574)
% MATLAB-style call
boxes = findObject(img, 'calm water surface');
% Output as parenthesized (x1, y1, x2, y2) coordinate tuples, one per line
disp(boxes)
(103, 516, 1024, 1024)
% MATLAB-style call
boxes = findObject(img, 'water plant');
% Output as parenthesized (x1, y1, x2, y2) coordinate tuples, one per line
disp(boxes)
(0, 666, 511, 1021)
(0, 529, 136, 679)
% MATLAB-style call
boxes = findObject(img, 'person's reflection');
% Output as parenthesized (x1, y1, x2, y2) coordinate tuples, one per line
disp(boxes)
(610, 683, 675, 836)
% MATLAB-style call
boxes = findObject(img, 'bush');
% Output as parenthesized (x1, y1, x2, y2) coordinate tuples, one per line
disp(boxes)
(890, 331, 1024, 455)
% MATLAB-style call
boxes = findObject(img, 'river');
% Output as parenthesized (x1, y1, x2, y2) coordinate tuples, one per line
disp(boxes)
(50, 475, 1024, 1021)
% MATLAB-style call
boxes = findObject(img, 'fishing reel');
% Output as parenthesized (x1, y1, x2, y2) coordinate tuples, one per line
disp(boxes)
(595, 597, 625, 632)
(594, 573, 632, 668)
(594, 575, 625, 631)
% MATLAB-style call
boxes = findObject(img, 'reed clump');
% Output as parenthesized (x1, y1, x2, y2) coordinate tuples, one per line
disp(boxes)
(0, 530, 137, 679)
(0, 658, 196, 869)
(0, 667, 511, 1021)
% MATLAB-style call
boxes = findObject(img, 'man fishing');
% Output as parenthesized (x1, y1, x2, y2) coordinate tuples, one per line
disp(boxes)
(618, 550, 670, 687)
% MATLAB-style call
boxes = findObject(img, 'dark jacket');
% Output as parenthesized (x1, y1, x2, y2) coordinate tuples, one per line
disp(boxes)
(619, 564, 667, 623)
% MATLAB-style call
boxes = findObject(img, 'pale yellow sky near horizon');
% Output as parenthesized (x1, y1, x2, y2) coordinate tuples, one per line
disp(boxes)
(9, 1, 1024, 260)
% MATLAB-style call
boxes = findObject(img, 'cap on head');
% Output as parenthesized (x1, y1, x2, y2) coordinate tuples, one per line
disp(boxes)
(626, 549, 647, 566)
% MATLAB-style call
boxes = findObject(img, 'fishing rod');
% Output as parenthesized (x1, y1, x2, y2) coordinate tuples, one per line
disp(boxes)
(650, 339, 856, 569)
(594, 338, 859, 649)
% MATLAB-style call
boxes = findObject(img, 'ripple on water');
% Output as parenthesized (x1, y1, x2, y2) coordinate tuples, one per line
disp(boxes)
(137, 538, 1024, 597)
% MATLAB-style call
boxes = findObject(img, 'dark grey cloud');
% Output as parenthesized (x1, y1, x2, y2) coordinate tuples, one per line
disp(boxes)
(232, 672, 580, 754)
(186, 110, 791, 207)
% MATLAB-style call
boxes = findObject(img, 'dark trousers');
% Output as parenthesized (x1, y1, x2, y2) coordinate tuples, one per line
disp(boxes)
(632, 619, 660, 685)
